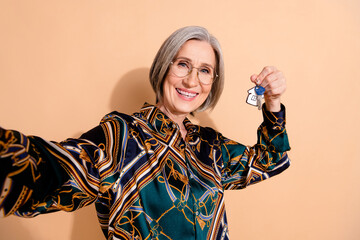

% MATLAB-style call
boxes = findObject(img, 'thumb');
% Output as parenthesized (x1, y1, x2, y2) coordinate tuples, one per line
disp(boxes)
(250, 74, 258, 84)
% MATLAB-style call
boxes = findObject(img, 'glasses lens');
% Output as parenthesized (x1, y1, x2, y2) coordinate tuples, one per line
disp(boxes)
(198, 71, 213, 85)
(172, 60, 189, 77)
(171, 59, 215, 85)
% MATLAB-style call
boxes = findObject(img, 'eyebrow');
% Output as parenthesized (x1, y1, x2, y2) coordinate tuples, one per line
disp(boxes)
(175, 57, 215, 69)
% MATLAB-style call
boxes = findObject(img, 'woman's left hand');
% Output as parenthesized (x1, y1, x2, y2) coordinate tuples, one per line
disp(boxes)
(250, 66, 286, 112)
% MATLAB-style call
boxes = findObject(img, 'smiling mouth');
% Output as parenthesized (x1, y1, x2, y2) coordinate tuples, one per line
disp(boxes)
(176, 88, 198, 99)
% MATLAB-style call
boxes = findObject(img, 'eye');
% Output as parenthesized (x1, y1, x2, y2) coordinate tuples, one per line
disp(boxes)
(199, 67, 211, 75)
(177, 61, 189, 69)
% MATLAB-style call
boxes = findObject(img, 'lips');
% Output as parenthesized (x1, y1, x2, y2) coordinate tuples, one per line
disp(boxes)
(176, 88, 198, 99)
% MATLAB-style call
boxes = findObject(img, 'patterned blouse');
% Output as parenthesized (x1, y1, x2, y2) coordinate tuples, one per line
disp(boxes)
(0, 103, 290, 240)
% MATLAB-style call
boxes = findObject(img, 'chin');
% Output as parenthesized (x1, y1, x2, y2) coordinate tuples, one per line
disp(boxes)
(175, 102, 200, 114)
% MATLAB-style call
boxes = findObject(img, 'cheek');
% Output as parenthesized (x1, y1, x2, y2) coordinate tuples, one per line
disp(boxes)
(161, 76, 177, 100)
(202, 85, 212, 97)
(163, 75, 178, 90)
(203, 86, 213, 103)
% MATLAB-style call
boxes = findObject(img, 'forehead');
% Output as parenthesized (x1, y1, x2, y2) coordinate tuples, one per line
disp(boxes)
(176, 40, 216, 67)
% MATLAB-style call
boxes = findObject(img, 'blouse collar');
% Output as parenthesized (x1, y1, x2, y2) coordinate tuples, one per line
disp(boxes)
(134, 103, 199, 137)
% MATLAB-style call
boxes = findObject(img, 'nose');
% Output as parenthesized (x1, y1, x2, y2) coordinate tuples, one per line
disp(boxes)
(183, 69, 199, 88)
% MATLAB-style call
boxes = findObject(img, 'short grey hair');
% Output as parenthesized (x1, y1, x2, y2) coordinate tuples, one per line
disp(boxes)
(149, 26, 224, 112)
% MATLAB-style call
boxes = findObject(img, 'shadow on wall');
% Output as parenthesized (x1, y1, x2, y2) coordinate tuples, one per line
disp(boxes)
(69, 67, 218, 240)
(109, 68, 156, 114)
(70, 206, 105, 240)
(0, 216, 34, 239)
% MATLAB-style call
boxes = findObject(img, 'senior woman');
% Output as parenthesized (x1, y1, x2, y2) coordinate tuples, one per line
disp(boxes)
(0, 26, 290, 239)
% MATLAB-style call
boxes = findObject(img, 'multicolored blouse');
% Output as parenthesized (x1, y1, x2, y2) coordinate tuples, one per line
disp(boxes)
(0, 103, 290, 240)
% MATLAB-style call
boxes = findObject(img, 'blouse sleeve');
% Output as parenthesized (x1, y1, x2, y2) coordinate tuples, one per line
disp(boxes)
(0, 116, 125, 217)
(221, 104, 291, 190)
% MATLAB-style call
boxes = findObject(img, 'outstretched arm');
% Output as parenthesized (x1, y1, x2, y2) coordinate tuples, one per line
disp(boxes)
(222, 66, 290, 189)
(0, 116, 125, 218)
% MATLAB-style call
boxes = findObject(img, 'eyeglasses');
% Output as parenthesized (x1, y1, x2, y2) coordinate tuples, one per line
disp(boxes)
(170, 58, 217, 85)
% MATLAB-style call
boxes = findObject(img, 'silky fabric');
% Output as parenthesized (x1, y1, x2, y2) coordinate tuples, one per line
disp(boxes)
(0, 103, 290, 239)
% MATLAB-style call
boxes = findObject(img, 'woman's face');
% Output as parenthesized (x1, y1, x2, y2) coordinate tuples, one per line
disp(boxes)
(159, 40, 216, 118)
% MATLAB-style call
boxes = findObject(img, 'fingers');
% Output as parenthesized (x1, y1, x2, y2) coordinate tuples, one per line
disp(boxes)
(252, 66, 286, 95)
(256, 66, 278, 86)
(264, 72, 286, 95)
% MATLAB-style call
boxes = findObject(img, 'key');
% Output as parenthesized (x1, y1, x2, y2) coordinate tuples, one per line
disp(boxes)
(255, 85, 265, 110)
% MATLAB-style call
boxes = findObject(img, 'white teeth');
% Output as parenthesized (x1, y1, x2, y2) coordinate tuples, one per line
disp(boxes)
(177, 89, 197, 98)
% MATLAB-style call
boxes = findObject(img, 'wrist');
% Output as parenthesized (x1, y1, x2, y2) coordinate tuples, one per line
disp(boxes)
(265, 99, 281, 112)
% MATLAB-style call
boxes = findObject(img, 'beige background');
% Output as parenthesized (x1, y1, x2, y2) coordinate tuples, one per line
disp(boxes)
(0, 0, 359, 239)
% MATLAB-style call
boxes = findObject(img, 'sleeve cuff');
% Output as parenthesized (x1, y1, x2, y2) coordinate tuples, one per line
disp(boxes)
(262, 104, 286, 130)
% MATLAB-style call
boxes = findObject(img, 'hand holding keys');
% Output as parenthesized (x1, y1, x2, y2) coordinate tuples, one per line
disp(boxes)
(247, 66, 286, 112)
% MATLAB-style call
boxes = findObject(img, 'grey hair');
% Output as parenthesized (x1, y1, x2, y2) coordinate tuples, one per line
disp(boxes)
(149, 26, 224, 112)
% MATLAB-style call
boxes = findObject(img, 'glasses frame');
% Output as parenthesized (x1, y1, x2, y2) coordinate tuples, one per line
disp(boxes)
(169, 59, 218, 85)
